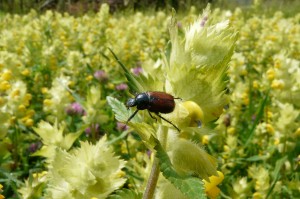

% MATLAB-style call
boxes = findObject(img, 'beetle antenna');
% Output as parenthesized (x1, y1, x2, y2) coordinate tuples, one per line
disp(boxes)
(155, 113, 180, 132)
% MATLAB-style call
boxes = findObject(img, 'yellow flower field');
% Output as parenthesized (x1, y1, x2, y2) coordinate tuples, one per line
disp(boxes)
(0, 3, 299, 199)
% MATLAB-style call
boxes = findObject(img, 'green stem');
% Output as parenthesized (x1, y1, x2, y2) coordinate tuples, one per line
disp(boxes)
(142, 157, 160, 199)
(143, 126, 168, 199)
(91, 123, 96, 144)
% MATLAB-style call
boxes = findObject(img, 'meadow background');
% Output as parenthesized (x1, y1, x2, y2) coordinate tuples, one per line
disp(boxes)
(0, 0, 299, 198)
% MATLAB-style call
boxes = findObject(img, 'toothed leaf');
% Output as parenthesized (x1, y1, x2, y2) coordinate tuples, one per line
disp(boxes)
(107, 96, 129, 122)
(155, 142, 206, 199)
(108, 189, 142, 199)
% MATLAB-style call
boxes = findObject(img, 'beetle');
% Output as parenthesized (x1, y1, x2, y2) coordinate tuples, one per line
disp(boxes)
(125, 91, 181, 131)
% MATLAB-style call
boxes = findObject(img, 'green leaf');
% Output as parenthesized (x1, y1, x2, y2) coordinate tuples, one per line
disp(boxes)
(106, 96, 140, 123)
(155, 142, 207, 199)
(246, 155, 270, 162)
(245, 91, 269, 146)
(129, 122, 157, 149)
(107, 96, 157, 148)
(108, 48, 145, 93)
(107, 189, 142, 199)
(266, 156, 288, 199)
(59, 80, 85, 105)
(63, 128, 86, 148)
(108, 48, 164, 93)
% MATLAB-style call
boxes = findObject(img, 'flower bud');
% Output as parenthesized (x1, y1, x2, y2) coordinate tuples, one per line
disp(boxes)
(182, 101, 204, 127)
(169, 138, 217, 181)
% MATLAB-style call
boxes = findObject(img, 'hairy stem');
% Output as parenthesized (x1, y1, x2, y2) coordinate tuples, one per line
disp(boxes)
(143, 126, 168, 199)
(142, 157, 160, 199)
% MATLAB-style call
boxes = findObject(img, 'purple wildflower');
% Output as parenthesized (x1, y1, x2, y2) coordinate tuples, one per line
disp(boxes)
(28, 142, 41, 153)
(146, 150, 152, 158)
(116, 83, 128, 91)
(94, 70, 108, 83)
(85, 124, 100, 136)
(200, 15, 208, 27)
(131, 66, 143, 76)
(117, 122, 128, 131)
(66, 102, 85, 116)
(177, 21, 182, 29)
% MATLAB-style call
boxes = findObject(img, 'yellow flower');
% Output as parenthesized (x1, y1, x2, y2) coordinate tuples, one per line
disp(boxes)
(240, 69, 248, 76)
(253, 192, 263, 199)
(242, 92, 249, 105)
(206, 186, 221, 199)
(0, 183, 4, 199)
(202, 135, 209, 145)
(182, 101, 204, 127)
(294, 127, 300, 137)
(18, 104, 26, 112)
(252, 80, 259, 89)
(223, 145, 230, 152)
(43, 99, 53, 106)
(26, 109, 35, 118)
(21, 69, 30, 76)
(68, 81, 75, 87)
(25, 93, 32, 101)
(10, 89, 20, 98)
(0, 97, 5, 107)
(271, 79, 285, 89)
(86, 75, 93, 81)
(267, 111, 273, 119)
(203, 171, 224, 199)
(41, 87, 48, 94)
(228, 127, 236, 134)
(274, 138, 280, 145)
(0, 81, 11, 91)
(274, 59, 281, 68)
(10, 116, 17, 125)
(266, 124, 275, 135)
(32, 171, 47, 179)
(106, 83, 115, 90)
(266, 68, 275, 80)
(1, 70, 12, 81)
(117, 170, 126, 178)
(18, 171, 47, 199)
(24, 118, 34, 127)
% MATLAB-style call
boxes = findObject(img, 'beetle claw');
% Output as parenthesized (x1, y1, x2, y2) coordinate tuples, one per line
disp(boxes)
(196, 120, 202, 128)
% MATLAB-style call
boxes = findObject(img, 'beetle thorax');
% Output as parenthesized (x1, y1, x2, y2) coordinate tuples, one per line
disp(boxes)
(135, 92, 150, 110)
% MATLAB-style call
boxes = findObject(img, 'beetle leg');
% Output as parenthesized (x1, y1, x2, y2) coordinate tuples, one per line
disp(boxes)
(148, 111, 157, 121)
(126, 109, 139, 124)
(155, 113, 180, 132)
